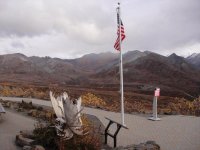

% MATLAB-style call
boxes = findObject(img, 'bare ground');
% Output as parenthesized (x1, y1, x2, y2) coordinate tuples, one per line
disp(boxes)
(1, 97, 200, 150)
(0, 110, 36, 150)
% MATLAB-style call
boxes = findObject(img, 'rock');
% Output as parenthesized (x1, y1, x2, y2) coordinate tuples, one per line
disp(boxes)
(21, 100, 34, 109)
(4, 102, 11, 108)
(133, 141, 160, 150)
(22, 145, 45, 150)
(23, 146, 32, 150)
(37, 106, 43, 111)
(160, 108, 172, 115)
(113, 141, 160, 150)
(133, 143, 146, 150)
(16, 108, 24, 112)
(122, 144, 135, 150)
(20, 130, 34, 139)
(32, 145, 45, 150)
(16, 134, 35, 147)
(171, 111, 177, 115)
(146, 141, 156, 145)
(11, 103, 19, 109)
(28, 109, 38, 117)
(144, 110, 152, 114)
(38, 111, 46, 119)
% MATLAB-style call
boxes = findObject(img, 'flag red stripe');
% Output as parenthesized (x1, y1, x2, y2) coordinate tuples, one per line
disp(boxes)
(114, 17, 126, 51)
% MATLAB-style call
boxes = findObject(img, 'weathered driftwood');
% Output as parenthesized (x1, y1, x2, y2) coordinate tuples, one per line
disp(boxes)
(50, 91, 84, 140)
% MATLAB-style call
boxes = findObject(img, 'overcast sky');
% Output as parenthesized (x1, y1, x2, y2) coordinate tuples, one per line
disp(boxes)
(0, 0, 200, 58)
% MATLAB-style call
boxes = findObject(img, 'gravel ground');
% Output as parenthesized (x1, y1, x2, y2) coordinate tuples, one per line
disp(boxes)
(1, 96, 200, 150)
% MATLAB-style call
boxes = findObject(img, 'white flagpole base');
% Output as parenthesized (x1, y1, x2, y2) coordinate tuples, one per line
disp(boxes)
(148, 117, 161, 121)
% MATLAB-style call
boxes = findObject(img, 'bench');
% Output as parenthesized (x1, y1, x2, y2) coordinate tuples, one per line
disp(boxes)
(104, 117, 128, 147)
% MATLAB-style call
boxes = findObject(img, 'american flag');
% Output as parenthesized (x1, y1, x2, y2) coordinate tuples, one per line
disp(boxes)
(114, 13, 126, 51)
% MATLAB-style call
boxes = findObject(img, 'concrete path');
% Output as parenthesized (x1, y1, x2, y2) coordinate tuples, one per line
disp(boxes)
(85, 108, 200, 150)
(0, 110, 36, 150)
(1, 97, 200, 150)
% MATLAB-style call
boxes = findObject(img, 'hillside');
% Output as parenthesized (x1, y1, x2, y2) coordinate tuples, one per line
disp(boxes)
(0, 53, 88, 85)
(92, 52, 200, 98)
(0, 51, 199, 98)
(186, 53, 200, 69)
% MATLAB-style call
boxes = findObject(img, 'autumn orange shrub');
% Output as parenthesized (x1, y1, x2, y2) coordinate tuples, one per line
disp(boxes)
(82, 93, 106, 108)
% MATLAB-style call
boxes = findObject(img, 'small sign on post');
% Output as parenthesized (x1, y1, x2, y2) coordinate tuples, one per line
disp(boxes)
(148, 87, 161, 121)
(154, 88, 160, 97)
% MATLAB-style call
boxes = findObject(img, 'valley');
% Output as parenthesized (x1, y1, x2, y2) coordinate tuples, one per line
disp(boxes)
(0, 51, 199, 115)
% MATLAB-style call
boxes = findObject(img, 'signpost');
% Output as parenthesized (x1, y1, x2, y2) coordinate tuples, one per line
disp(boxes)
(148, 88, 161, 121)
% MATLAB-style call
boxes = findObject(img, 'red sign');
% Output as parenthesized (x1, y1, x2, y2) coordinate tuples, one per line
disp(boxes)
(154, 88, 160, 97)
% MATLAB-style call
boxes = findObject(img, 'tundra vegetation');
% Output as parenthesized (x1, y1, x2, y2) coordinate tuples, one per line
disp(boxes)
(0, 84, 200, 116)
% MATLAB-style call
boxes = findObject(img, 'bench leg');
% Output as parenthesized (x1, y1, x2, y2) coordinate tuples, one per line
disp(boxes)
(105, 121, 113, 145)
(114, 136, 117, 147)
(105, 133, 108, 144)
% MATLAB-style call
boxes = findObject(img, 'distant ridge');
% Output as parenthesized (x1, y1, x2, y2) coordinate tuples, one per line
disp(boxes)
(0, 51, 199, 97)
(186, 53, 200, 69)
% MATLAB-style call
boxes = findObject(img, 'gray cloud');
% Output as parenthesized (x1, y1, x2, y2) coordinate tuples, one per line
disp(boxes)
(11, 41, 25, 49)
(0, 0, 199, 58)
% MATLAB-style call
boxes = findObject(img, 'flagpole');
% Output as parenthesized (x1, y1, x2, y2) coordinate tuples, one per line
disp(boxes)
(118, 3, 125, 126)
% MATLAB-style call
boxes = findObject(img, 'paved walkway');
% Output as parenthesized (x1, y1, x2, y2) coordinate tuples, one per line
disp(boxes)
(85, 108, 200, 150)
(0, 110, 36, 150)
(1, 97, 200, 150)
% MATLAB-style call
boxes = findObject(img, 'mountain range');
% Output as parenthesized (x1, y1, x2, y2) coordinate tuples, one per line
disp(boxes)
(0, 51, 199, 98)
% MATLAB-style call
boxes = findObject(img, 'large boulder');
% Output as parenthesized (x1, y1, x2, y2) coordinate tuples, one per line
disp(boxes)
(16, 131, 45, 149)
(15, 134, 35, 147)
(20, 130, 34, 139)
